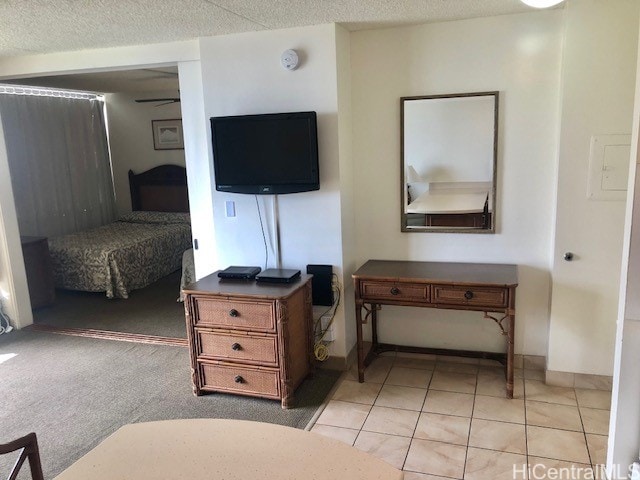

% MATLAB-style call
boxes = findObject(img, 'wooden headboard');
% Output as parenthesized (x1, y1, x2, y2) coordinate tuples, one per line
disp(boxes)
(128, 165, 189, 212)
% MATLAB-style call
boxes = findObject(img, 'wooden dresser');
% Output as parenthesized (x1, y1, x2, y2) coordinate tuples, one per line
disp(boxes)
(20, 236, 55, 309)
(182, 272, 314, 409)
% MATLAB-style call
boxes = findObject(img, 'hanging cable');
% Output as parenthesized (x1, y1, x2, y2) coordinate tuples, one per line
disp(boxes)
(254, 195, 269, 270)
(313, 273, 341, 361)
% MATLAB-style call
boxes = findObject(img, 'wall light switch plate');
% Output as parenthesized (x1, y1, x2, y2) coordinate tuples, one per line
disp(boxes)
(225, 201, 235, 218)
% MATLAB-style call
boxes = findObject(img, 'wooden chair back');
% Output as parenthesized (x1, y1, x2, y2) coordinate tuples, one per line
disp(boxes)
(0, 433, 44, 480)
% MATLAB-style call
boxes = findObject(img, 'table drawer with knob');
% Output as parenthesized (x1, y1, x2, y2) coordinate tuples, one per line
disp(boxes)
(192, 297, 275, 332)
(199, 362, 280, 399)
(196, 329, 278, 366)
(360, 281, 430, 302)
(431, 285, 507, 308)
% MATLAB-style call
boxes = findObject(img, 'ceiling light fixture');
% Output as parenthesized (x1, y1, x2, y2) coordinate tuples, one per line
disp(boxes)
(520, 0, 564, 8)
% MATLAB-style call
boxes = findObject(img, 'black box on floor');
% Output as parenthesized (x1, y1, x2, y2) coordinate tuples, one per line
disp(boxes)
(306, 264, 333, 306)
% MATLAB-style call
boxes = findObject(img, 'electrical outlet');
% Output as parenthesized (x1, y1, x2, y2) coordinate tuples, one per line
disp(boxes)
(320, 314, 335, 342)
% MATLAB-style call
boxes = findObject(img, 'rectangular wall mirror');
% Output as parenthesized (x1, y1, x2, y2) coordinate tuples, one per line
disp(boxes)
(401, 91, 498, 233)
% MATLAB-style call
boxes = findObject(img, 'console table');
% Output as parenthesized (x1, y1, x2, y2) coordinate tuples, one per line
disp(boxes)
(353, 260, 518, 398)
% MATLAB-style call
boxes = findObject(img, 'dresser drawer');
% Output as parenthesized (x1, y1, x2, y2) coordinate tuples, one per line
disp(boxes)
(432, 285, 507, 308)
(192, 297, 275, 332)
(199, 362, 280, 399)
(360, 281, 430, 302)
(196, 329, 278, 366)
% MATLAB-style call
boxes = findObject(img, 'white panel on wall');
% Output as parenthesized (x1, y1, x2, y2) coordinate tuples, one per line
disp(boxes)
(588, 134, 631, 201)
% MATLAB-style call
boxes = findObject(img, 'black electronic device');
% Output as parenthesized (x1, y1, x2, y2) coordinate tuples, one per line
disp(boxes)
(306, 264, 334, 306)
(255, 268, 301, 284)
(210, 111, 319, 195)
(218, 266, 262, 280)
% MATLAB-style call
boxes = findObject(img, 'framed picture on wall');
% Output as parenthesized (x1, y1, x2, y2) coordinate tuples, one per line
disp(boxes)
(152, 119, 184, 150)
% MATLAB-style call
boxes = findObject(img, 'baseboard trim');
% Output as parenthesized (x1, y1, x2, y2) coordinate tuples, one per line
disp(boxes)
(316, 343, 358, 371)
(318, 355, 347, 371)
(545, 369, 613, 391)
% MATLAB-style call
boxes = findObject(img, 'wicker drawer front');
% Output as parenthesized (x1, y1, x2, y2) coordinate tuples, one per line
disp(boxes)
(196, 330, 278, 366)
(360, 281, 430, 302)
(193, 297, 275, 332)
(199, 362, 280, 398)
(432, 285, 507, 308)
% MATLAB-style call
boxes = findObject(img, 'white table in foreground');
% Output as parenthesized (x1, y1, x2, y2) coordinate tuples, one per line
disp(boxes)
(54, 419, 404, 480)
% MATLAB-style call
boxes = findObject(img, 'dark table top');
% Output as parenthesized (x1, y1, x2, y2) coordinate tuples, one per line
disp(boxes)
(182, 271, 313, 300)
(353, 260, 518, 287)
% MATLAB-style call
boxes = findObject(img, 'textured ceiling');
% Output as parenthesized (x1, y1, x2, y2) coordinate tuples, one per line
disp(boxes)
(3, 68, 180, 93)
(0, 0, 546, 58)
(0, 0, 559, 93)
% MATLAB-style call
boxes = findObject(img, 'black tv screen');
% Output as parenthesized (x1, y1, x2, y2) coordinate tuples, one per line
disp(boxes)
(210, 111, 319, 195)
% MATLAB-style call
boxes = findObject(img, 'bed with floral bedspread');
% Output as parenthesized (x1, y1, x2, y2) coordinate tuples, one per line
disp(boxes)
(48, 211, 192, 299)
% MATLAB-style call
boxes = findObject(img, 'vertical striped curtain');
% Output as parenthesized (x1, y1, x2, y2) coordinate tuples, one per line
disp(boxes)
(0, 88, 116, 237)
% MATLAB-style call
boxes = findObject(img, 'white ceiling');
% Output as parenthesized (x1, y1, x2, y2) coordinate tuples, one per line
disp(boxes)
(1, 0, 547, 58)
(4, 68, 181, 94)
(0, 0, 557, 93)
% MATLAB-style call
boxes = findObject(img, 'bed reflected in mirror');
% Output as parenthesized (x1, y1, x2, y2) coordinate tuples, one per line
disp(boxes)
(401, 92, 498, 233)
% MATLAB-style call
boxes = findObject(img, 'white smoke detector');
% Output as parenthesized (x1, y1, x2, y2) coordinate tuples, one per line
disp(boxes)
(281, 49, 299, 71)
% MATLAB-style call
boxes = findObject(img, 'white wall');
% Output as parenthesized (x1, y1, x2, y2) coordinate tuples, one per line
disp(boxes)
(547, 0, 639, 376)
(0, 114, 32, 328)
(105, 90, 185, 215)
(335, 25, 357, 356)
(0, 41, 198, 80)
(350, 11, 563, 355)
(404, 96, 495, 184)
(198, 24, 350, 358)
(178, 60, 219, 278)
(608, 10, 640, 474)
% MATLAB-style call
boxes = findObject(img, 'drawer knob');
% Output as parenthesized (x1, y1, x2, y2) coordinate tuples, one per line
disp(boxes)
(231, 342, 242, 351)
(229, 309, 239, 317)
(390, 287, 400, 295)
(234, 375, 244, 384)
(464, 290, 474, 300)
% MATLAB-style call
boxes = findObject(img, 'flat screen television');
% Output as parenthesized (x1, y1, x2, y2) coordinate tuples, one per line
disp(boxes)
(210, 111, 319, 195)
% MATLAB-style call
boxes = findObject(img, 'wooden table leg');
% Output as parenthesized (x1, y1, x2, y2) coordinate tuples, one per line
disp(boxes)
(371, 303, 378, 348)
(355, 299, 365, 383)
(506, 288, 516, 399)
(506, 316, 514, 399)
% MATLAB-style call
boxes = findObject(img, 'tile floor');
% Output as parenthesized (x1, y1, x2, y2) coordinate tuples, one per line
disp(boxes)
(310, 353, 611, 480)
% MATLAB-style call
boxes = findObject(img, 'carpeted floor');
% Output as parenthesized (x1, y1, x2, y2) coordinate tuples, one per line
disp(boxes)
(1, 273, 341, 479)
(33, 270, 188, 338)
